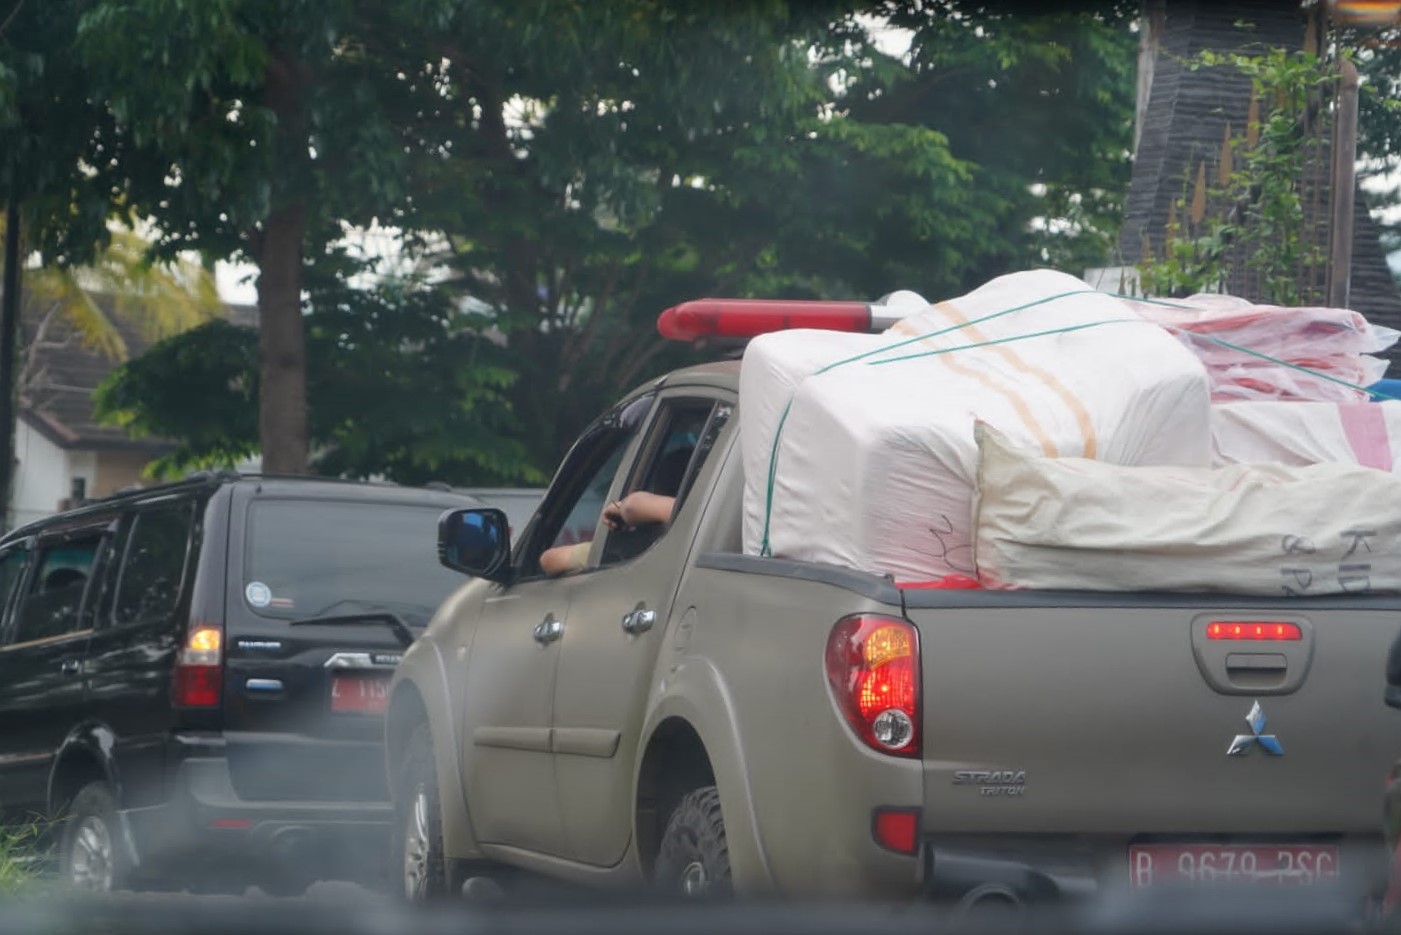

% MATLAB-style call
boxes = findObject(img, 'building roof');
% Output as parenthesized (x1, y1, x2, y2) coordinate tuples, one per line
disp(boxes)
(18, 292, 257, 452)
(1120, 0, 1401, 370)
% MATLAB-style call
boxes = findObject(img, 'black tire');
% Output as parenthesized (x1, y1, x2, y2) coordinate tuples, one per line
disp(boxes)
(654, 786, 731, 897)
(394, 724, 450, 900)
(58, 781, 131, 893)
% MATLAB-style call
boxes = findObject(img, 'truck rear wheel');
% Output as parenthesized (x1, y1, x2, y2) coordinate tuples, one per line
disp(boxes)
(395, 724, 448, 900)
(654, 786, 731, 897)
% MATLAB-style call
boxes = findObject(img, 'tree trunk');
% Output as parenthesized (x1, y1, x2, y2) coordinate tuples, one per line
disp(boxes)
(257, 51, 310, 475)
(0, 198, 21, 529)
(256, 201, 308, 474)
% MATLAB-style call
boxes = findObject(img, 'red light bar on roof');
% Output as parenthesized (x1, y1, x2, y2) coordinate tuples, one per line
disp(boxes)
(658, 298, 905, 342)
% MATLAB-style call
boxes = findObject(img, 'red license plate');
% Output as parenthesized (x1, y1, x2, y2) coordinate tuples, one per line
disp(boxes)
(330, 673, 390, 714)
(1129, 843, 1340, 888)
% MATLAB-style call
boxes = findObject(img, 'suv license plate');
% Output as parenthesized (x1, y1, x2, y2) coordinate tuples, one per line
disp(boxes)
(1129, 844, 1340, 888)
(330, 673, 390, 714)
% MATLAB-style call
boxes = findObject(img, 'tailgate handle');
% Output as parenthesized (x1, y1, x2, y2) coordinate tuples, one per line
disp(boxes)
(1226, 653, 1288, 673)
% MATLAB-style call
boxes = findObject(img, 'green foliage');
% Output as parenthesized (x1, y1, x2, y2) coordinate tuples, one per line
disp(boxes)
(89, 1, 1141, 479)
(0, 821, 43, 895)
(0, 0, 130, 263)
(1139, 47, 1334, 305)
(95, 285, 542, 485)
(407, 0, 1138, 467)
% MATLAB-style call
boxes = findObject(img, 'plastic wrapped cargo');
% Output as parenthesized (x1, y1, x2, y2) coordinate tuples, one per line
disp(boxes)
(1207, 354, 1391, 402)
(973, 423, 1401, 595)
(740, 269, 1213, 582)
(1126, 293, 1399, 402)
(1211, 401, 1401, 473)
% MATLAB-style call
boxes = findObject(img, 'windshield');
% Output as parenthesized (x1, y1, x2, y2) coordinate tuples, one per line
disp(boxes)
(243, 498, 463, 623)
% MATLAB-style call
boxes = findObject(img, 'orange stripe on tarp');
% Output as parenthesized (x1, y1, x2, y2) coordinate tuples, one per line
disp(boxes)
(891, 300, 1100, 459)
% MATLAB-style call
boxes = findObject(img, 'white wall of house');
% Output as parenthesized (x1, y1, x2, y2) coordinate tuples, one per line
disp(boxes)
(9, 420, 94, 530)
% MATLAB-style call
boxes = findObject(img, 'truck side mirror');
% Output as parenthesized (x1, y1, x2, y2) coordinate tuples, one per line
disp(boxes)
(438, 508, 511, 582)
(1386, 627, 1401, 710)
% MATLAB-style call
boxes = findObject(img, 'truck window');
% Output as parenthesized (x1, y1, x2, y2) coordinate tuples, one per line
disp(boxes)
(598, 398, 725, 568)
(521, 393, 654, 578)
(112, 501, 195, 627)
(11, 534, 104, 645)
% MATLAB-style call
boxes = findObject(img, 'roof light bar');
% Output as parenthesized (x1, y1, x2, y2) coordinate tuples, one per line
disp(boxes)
(657, 298, 905, 342)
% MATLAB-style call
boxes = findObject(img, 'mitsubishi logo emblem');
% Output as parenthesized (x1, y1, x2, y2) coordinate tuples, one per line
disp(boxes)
(1227, 700, 1284, 756)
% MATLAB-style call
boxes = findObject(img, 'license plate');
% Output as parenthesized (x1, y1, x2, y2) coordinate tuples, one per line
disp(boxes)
(330, 673, 390, 714)
(1129, 843, 1341, 887)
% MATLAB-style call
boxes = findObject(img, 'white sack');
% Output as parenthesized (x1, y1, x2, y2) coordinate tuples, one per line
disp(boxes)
(740, 269, 1213, 582)
(973, 423, 1401, 595)
(1211, 401, 1401, 473)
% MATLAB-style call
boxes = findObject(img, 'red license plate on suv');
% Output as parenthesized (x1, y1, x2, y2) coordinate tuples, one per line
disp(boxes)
(330, 673, 390, 714)
(1129, 844, 1340, 888)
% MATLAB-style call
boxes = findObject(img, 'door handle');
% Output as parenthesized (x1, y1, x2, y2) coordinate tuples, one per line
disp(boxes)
(533, 616, 564, 645)
(60, 659, 81, 677)
(621, 609, 656, 635)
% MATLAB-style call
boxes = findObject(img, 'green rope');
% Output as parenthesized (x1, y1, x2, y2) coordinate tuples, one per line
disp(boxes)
(758, 288, 1098, 555)
(755, 287, 1400, 557)
(864, 319, 1139, 366)
(1103, 293, 1400, 403)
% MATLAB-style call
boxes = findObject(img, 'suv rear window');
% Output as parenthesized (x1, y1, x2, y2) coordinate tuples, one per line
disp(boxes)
(244, 499, 465, 624)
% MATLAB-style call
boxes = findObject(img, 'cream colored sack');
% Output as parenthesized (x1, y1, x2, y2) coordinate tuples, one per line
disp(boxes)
(973, 423, 1401, 595)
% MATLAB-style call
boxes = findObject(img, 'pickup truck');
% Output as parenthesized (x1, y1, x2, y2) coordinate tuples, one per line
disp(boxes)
(386, 301, 1401, 909)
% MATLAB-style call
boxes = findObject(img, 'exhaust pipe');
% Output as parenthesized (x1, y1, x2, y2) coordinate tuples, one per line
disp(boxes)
(956, 883, 1024, 915)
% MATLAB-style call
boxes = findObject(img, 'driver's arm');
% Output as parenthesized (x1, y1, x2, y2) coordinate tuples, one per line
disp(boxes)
(539, 541, 590, 577)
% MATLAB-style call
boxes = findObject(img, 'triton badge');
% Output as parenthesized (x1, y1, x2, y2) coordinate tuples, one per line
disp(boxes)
(1227, 700, 1284, 756)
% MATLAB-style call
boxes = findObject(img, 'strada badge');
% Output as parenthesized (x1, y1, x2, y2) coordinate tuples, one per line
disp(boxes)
(953, 770, 1027, 797)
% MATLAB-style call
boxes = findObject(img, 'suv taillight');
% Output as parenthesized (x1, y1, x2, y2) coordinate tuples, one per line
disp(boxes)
(173, 624, 223, 708)
(825, 614, 921, 758)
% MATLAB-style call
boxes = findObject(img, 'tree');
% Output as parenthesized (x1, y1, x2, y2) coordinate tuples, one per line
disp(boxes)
(407, 0, 1138, 467)
(77, 0, 454, 473)
(2, 0, 222, 524)
(93, 2, 1140, 480)
(94, 280, 540, 485)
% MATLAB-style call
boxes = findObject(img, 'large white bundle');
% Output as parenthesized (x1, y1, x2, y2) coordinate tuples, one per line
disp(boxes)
(1211, 401, 1401, 473)
(973, 424, 1401, 595)
(740, 269, 1213, 582)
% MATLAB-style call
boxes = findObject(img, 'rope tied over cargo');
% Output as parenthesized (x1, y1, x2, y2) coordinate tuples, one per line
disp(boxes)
(757, 289, 1399, 559)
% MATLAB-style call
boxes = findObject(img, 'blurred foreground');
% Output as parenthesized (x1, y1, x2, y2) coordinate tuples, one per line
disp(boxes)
(0, 885, 1390, 935)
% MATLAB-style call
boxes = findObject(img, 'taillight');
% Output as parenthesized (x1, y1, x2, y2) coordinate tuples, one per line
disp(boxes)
(1206, 621, 1302, 641)
(173, 624, 223, 708)
(825, 614, 921, 757)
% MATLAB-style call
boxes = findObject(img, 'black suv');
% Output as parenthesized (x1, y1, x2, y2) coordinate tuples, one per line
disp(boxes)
(0, 472, 480, 895)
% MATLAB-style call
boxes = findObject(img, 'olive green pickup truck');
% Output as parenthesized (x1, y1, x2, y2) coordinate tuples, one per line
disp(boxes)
(386, 349, 1400, 909)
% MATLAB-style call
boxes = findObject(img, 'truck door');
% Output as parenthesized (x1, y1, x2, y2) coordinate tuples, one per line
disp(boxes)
(551, 392, 733, 866)
(460, 394, 651, 857)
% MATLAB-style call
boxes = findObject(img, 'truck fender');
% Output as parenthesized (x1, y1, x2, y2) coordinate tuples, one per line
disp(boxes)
(389, 636, 480, 861)
(640, 656, 777, 894)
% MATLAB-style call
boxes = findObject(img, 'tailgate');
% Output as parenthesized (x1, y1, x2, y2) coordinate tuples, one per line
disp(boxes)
(912, 596, 1401, 835)
(219, 485, 470, 803)
(223, 619, 409, 802)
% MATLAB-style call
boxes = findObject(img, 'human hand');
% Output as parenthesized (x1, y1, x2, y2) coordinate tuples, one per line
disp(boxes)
(603, 497, 629, 531)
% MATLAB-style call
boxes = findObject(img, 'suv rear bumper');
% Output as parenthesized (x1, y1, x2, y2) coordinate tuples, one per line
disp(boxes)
(122, 753, 393, 889)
